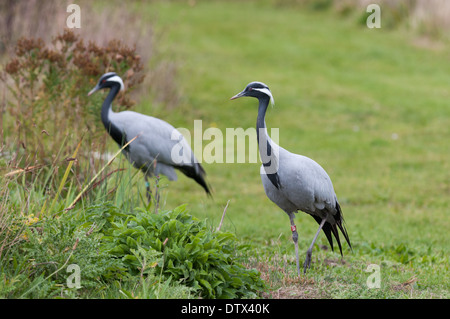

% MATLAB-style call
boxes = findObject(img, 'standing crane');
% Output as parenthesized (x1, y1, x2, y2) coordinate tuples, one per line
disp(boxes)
(88, 72, 211, 203)
(230, 81, 351, 275)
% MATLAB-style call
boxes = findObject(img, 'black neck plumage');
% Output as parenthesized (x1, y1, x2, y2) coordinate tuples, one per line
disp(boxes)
(257, 97, 281, 189)
(101, 84, 129, 150)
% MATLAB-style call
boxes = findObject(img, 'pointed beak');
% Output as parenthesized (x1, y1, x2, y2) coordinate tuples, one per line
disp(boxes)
(87, 85, 99, 96)
(230, 91, 245, 100)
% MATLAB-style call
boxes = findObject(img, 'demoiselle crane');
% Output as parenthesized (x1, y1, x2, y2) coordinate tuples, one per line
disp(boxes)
(230, 82, 351, 275)
(88, 72, 211, 203)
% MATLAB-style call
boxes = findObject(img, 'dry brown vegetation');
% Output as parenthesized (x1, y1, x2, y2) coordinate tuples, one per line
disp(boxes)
(0, 0, 179, 185)
(1, 29, 145, 185)
(0, 0, 179, 108)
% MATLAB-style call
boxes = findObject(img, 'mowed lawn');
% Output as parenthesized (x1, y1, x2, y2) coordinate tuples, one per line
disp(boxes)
(124, 1, 449, 298)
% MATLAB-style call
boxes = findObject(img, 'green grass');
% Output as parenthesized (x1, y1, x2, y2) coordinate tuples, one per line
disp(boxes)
(131, 1, 449, 298)
(2, 0, 449, 299)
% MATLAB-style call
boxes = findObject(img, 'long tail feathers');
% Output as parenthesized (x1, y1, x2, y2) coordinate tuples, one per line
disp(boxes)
(335, 201, 352, 252)
(176, 163, 212, 197)
(312, 201, 351, 256)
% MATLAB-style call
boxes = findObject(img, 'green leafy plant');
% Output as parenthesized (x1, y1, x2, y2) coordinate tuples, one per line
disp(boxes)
(1, 196, 266, 298)
(0, 207, 122, 298)
(101, 205, 266, 298)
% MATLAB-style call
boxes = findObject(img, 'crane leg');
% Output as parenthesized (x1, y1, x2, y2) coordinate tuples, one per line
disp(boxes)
(145, 176, 152, 205)
(288, 212, 300, 277)
(304, 217, 327, 274)
(145, 176, 161, 212)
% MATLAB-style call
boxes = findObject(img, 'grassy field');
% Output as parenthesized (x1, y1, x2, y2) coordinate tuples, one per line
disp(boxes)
(1, 1, 449, 299)
(133, 1, 450, 298)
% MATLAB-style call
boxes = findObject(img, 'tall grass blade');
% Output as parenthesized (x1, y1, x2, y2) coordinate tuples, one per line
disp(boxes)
(65, 134, 139, 211)
(48, 138, 83, 214)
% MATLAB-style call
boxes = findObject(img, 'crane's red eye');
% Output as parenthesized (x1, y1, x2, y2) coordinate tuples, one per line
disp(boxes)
(248, 87, 252, 91)
(102, 79, 106, 83)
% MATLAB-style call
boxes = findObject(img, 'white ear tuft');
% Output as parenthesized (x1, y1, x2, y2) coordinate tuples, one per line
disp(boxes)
(254, 88, 275, 107)
(107, 75, 125, 91)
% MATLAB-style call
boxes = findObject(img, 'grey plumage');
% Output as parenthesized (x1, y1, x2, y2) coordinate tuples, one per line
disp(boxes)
(231, 81, 351, 275)
(88, 72, 211, 201)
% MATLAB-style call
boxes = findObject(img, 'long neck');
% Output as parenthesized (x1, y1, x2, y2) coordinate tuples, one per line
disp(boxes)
(101, 85, 128, 149)
(256, 97, 268, 144)
(256, 96, 281, 188)
(101, 84, 120, 128)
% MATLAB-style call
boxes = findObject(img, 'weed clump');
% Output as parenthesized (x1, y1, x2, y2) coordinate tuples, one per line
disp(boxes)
(101, 204, 267, 299)
(1, 195, 266, 298)
(1, 29, 144, 183)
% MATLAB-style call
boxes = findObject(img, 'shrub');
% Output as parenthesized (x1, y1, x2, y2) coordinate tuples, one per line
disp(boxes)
(1, 199, 266, 299)
(0, 205, 122, 298)
(100, 204, 267, 299)
(0, 29, 145, 183)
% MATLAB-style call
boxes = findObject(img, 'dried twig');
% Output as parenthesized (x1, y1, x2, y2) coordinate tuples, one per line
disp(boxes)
(216, 200, 230, 232)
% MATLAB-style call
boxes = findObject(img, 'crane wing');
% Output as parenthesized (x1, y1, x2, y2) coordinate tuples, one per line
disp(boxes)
(110, 111, 194, 165)
(277, 151, 336, 213)
(277, 151, 351, 254)
(110, 111, 210, 194)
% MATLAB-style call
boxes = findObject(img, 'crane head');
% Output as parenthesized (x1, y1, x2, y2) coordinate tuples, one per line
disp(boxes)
(230, 81, 274, 106)
(88, 72, 125, 96)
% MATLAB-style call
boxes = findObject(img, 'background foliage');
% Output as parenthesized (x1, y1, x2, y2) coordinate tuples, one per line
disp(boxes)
(1, 29, 144, 183)
(0, 0, 449, 299)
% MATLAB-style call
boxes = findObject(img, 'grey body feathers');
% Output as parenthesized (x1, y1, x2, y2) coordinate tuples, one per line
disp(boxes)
(260, 146, 338, 221)
(110, 110, 196, 180)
